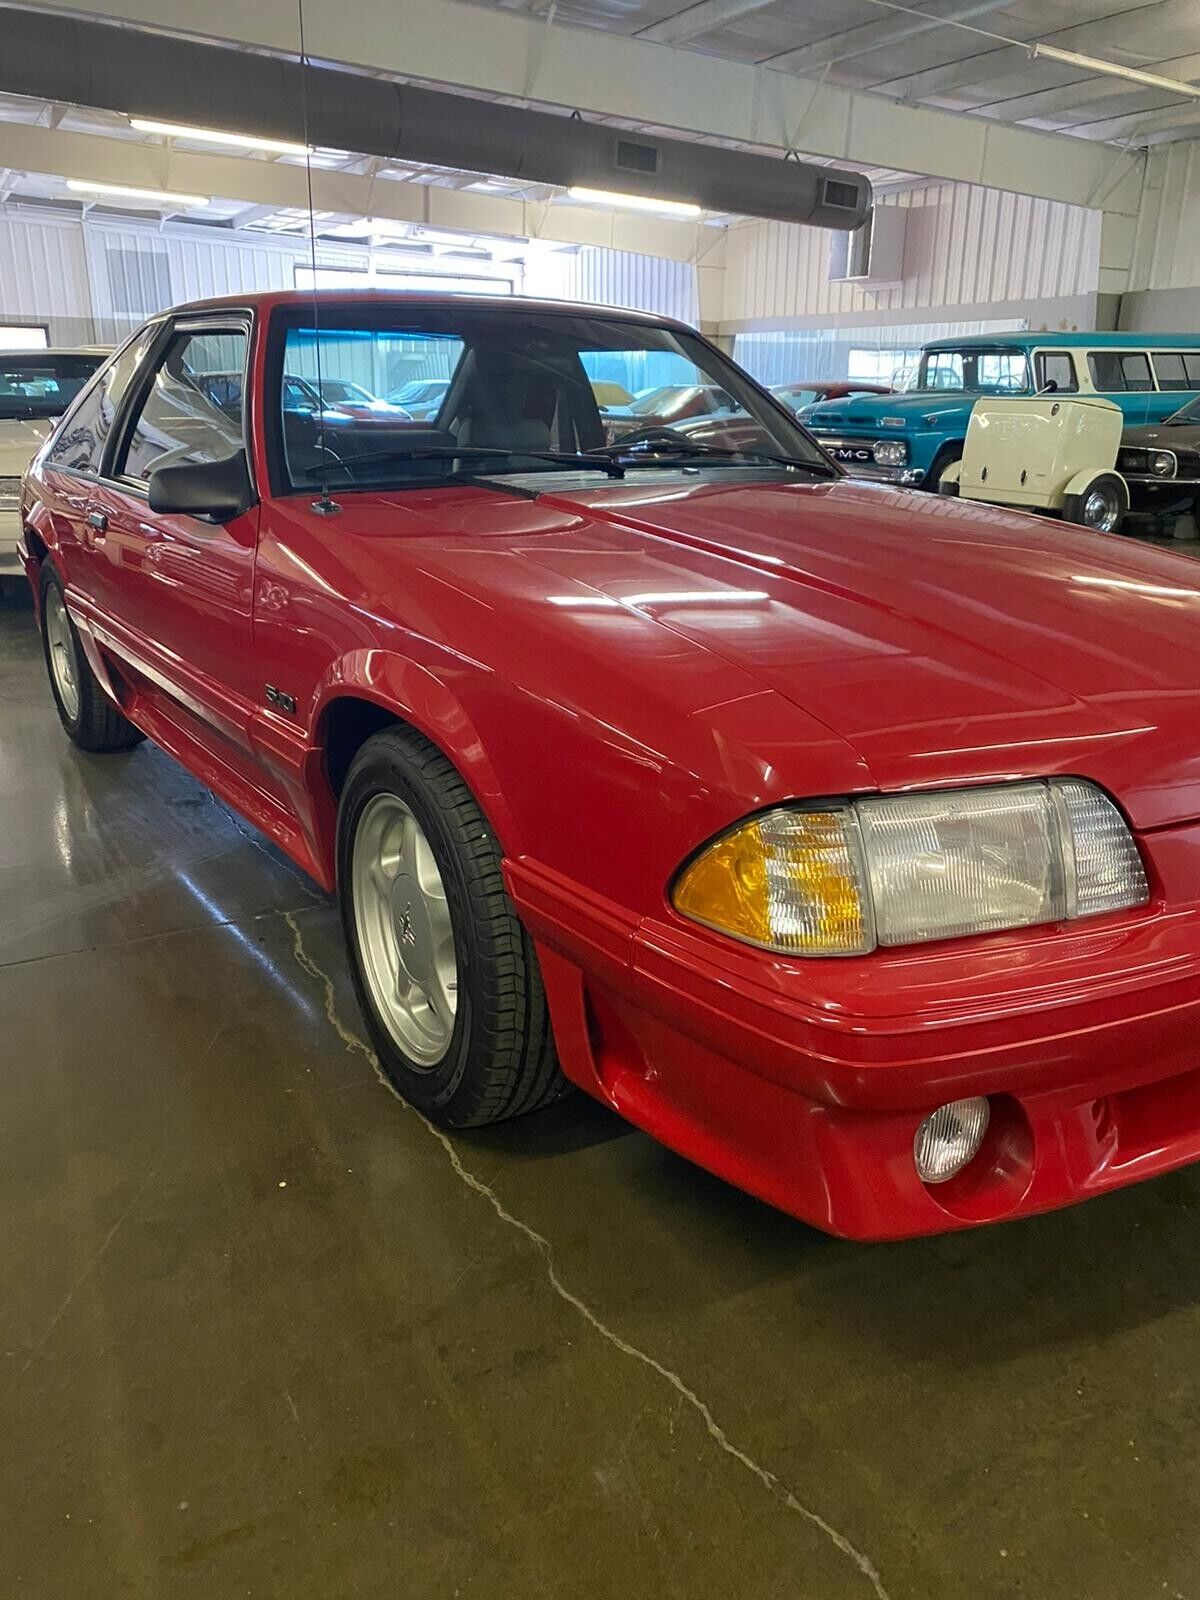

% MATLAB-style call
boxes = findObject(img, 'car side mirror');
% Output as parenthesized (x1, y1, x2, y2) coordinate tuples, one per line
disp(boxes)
(148, 449, 254, 524)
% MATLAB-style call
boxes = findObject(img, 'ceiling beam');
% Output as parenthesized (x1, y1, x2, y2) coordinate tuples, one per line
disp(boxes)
(1062, 98, 1200, 145)
(2, 0, 1147, 212)
(974, 53, 1200, 127)
(764, 0, 1013, 75)
(870, 0, 1178, 102)
(636, 0, 777, 47)
(0, 117, 725, 262)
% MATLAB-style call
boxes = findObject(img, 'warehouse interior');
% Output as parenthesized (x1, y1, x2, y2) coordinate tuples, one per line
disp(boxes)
(5, 2, 1200, 1597)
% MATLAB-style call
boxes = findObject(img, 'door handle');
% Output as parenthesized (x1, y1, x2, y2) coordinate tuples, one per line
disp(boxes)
(87, 510, 108, 534)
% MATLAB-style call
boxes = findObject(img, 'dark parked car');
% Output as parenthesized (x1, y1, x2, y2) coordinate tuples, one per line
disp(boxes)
(1118, 396, 1200, 528)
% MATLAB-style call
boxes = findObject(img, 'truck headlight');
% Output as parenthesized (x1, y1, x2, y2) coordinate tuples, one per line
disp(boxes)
(672, 779, 1148, 956)
(872, 439, 908, 467)
(1151, 450, 1177, 477)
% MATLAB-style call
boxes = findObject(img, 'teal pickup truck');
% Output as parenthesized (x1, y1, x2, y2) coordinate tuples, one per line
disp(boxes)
(802, 330, 1200, 490)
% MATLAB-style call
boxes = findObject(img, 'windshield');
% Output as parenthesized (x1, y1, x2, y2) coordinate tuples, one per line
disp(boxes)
(273, 304, 830, 493)
(0, 354, 104, 420)
(908, 347, 1031, 395)
(1166, 395, 1200, 424)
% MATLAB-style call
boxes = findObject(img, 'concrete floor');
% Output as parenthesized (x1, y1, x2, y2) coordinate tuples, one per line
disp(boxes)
(3, 585, 1199, 1600)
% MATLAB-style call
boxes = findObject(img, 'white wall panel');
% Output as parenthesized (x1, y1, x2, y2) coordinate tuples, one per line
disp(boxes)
(722, 182, 1101, 330)
(554, 247, 699, 324)
(1130, 141, 1200, 294)
(0, 212, 93, 323)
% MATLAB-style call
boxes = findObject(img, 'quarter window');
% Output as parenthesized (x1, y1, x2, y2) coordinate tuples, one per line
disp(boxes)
(1151, 352, 1200, 391)
(45, 330, 156, 475)
(116, 327, 247, 483)
(1034, 352, 1078, 393)
(1087, 351, 1154, 392)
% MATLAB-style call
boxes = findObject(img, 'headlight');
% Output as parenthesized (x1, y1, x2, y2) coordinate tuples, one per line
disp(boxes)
(872, 439, 908, 467)
(672, 779, 1148, 956)
(1151, 450, 1177, 477)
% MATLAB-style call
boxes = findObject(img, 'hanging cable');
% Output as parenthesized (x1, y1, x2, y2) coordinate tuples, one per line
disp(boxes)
(297, 0, 340, 515)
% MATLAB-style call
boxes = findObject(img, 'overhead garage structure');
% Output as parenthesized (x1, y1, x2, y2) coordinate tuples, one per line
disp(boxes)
(5, 4, 1200, 1600)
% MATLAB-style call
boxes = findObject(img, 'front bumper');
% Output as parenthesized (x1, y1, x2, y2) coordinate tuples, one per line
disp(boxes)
(509, 824, 1200, 1240)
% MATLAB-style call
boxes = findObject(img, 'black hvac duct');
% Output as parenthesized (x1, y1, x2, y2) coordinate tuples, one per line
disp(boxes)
(0, 7, 872, 229)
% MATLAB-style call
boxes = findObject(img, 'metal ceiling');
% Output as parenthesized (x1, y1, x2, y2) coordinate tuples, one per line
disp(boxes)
(484, 0, 1200, 147)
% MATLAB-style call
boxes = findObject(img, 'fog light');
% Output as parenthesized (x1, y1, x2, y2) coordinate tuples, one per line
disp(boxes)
(914, 1098, 990, 1184)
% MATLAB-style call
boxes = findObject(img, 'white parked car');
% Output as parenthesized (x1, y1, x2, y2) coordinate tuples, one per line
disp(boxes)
(0, 348, 108, 589)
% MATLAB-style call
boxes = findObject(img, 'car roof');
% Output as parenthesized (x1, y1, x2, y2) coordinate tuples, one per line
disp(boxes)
(921, 330, 1200, 351)
(161, 288, 693, 332)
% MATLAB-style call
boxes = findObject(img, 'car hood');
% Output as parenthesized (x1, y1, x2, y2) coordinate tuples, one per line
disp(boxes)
(803, 391, 968, 429)
(1122, 421, 1200, 452)
(0, 418, 51, 475)
(526, 476, 1200, 829)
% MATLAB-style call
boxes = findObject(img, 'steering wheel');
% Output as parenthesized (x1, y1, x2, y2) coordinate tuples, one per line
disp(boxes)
(606, 424, 697, 452)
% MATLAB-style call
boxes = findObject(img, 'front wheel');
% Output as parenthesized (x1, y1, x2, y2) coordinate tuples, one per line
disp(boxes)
(39, 564, 144, 751)
(337, 725, 566, 1127)
(1063, 473, 1129, 534)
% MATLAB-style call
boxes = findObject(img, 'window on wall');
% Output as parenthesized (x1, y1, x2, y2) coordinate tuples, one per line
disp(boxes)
(0, 324, 48, 350)
(847, 346, 922, 385)
(1088, 351, 1153, 392)
(295, 264, 513, 296)
(117, 326, 247, 482)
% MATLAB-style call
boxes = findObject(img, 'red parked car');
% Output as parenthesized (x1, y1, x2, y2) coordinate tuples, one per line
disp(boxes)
(772, 380, 892, 413)
(20, 291, 1200, 1240)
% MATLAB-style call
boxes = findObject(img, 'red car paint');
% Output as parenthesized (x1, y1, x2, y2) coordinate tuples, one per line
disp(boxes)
(20, 291, 1200, 1240)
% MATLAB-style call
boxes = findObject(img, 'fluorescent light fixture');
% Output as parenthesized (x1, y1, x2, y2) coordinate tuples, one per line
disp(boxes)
(67, 179, 210, 207)
(1030, 43, 1200, 99)
(567, 185, 701, 218)
(129, 117, 312, 155)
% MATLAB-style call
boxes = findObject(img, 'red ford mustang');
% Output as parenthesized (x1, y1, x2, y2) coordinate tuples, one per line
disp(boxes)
(20, 291, 1200, 1240)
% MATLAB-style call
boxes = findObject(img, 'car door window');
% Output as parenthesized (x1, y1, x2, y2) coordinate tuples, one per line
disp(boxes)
(1035, 352, 1078, 393)
(116, 327, 248, 483)
(1088, 351, 1154, 392)
(45, 328, 158, 474)
(1152, 352, 1200, 391)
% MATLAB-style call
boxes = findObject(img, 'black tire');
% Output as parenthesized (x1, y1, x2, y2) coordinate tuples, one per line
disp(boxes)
(925, 444, 963, 493)
(1062, 472, 1129, 534)
(337, 724, 566, 1127)
(39, 563, 144, 752)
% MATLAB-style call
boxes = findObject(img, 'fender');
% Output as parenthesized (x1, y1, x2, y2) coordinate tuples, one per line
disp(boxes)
(252, 648, 527, 891)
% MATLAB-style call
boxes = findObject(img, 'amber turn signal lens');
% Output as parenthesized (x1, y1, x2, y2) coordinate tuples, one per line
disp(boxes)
(672, 808, 871, 956)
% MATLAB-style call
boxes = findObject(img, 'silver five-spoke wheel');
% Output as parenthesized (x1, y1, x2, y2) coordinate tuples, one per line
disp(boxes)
(44, 585, 80, 721)
(351, 792, 458, 1066)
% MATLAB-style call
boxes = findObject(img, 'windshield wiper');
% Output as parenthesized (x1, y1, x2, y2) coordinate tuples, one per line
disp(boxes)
(303, 445, 625, 481)
(588, 441, 839, 477)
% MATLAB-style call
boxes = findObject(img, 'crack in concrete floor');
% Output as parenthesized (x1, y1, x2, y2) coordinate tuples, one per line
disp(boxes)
(283, 910, 891, 1600)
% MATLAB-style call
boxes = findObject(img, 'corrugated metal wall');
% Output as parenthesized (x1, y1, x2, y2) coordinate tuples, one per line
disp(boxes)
(0, 212, 94, 335)
(1130, 142, 1200, 293)
(0, 210, 310, 345)
(552, 247, 699, 323)
(723, 182, 1101, 326)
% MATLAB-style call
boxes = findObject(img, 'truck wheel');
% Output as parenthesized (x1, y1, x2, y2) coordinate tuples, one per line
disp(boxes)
(1063, 474, 1128, 534)
(926, 445, 962, 494)
(338, 724, 567, 1127)
(39, 564, 144, 752)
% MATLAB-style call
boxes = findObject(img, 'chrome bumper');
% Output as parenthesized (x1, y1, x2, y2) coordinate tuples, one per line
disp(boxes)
(809, 438, 923, 485)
